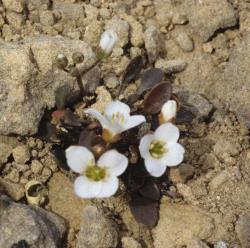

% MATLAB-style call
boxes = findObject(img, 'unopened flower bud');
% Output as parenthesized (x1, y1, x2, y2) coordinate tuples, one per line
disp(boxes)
(72, 52, 84, 64)
(56, 53, 68, 69)
(99, 29, 118, 55)
(159, 100, 177, 124)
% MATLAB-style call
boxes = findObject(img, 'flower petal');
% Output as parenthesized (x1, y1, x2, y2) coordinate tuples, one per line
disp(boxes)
(66, 146, 94, 173)
(97, 150, 128, 176)
(154, 123, 180, 144)
(123, 115, 146, 132)
(74, 176, 102, 198)
(144, 157, 167, 177)
(161, 100, 177, 122)
(139, 134, 154, 158)
(84, 109, 110, 130)
(163, 143, 185, 166)
(99, 29, 118, 54)
(104, 100, 130, 121)
(96, 177, 119, 198)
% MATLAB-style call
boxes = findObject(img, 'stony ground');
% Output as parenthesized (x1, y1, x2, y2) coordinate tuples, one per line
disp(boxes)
(0, 0, 250, 248)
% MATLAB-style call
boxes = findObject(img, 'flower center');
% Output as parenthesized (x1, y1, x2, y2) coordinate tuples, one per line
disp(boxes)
(149, 140, 167, 159)
(84, 165, 107, 181)
(111, 112, 125, 124)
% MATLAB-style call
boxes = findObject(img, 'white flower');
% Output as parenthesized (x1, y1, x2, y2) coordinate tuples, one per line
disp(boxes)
(66, 146, 128, 198)
(99, 29, 118, 55)
(159, 100, 177, 124)
(139, 123, 184, 177)
(85, 100, 146, 142)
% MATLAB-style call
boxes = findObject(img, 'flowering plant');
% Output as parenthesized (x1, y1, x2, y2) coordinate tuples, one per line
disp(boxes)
(51, 30, 186, 228)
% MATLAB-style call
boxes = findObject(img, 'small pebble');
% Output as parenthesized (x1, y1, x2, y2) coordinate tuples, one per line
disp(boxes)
(12, 145, 30, 164)
(31, 160, 44, 174)
(175, 32, 194, 52)
(155, 58, 187, 74)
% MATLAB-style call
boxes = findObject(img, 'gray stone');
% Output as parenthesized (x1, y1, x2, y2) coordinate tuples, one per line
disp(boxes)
(175, 32, 194, 52)
(144, 26, 160, 63)
(76, 206, 118, 248)
(0, 195, 67, 248)
(183, 0, 237, 41)
(155, 58, 187, 74)
(0, 36, 96, 135)
(235, 214, 250, 248)
(174, 90, 213, 119)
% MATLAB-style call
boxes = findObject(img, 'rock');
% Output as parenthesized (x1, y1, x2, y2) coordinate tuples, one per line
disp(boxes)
(122, 14, 144, 47)
(0, 36, 95, 135)
(76, 206, 118, 248)
(104, 74, 120, 89)
(169, 163, 195, 183)
(12, 145, 30, 164)
(235, 214, 250, 248)
(212, 34, 250, 128)
(153, 202, 214, 248)
(155, 58, 187, 74)
(214, 241, 228, 248)
(84, 21, 103, 47)
(39, 10, 55, 26)
(183, 0, 237, 42)
(208, 170, 230, 193)
(175, 32, 194, 52)
(48, 172, 89, 229)
(187, 239, 209, 248)
(30, 160, 44, 174)
(174, 90, 213, 119)
(0, 195, 67, 248)
(0, 178, 24, 201)
(6, 11, 25, 31)
(144, 26, 160, 63)
(105, 17, 129, 48)
(2, 0, 24, 13)
(172, 13, 188, 25)
(0, 143, 12, 167)
(122, 237, 142, 248)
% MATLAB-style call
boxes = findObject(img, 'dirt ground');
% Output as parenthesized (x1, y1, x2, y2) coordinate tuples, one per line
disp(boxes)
(0, 0, 250, 248)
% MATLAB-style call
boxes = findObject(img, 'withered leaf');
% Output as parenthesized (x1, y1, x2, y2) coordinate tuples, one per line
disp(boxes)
(63, 109, 82, 127)
(139, 68, 164, 94)
(52, 145, 69, 171)
(176, 105, 196, 124)
(144, 82, 172, 114)
(55, 85, 71, 109)
(122, 56, 143, 84)
(78, 130, 95, 149)
(138, 179, 160, 201)
(129, 193, 159, 228)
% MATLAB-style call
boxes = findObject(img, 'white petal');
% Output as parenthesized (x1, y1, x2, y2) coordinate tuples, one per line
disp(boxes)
(74, 176, 102, 198)
(163, 143, 185, 166)
(97, 150, 128, 176)
(85, 109, 110, 129)
(154, 123, 180, 144)
(144, 157, 167, 177)
(99, 29, 118, 54)
(66, 146, 94, 173)
(161, 100, 177, 122)
(104, 100, 130, 121)
(122, 115, 146, 132)
(139, 134, 154, 158)
(96, 177, 119, 198)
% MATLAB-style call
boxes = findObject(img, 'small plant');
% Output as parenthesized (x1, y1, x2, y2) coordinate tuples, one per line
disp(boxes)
(48, 29, 186, 228)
